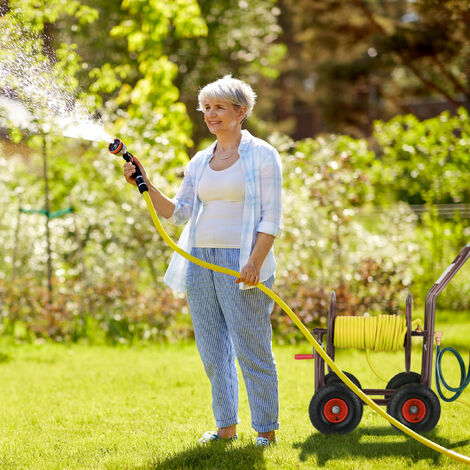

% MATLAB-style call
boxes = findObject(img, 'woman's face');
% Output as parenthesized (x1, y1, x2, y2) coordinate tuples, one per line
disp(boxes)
(201, 97, 245, 135)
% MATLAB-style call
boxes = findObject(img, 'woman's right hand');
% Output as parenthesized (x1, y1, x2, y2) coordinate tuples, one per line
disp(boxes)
(123, 157, 148, 187)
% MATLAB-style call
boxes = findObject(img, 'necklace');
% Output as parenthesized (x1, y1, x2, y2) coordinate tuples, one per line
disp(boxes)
(214, 148, 239, 160)
(217, 152, 237, 160)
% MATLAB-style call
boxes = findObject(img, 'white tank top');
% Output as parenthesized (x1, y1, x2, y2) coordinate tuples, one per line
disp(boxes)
(194, 158, 245, 248)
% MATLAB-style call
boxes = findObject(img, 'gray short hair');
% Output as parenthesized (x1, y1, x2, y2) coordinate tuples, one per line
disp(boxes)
(197, 75, 257, 119)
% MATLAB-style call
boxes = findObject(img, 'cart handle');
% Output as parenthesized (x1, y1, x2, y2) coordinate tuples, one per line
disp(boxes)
(428, 244, 470, 297)
(420, 244, 470, 387)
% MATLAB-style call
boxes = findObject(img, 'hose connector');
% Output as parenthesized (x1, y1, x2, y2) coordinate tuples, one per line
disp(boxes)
(434, 330, 443, 346)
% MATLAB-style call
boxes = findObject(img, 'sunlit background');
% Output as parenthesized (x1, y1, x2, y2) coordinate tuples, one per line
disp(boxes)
(0, 0, 469, 343)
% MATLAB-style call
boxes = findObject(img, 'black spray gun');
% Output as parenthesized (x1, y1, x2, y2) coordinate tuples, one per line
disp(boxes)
(108, 138, 148, 194)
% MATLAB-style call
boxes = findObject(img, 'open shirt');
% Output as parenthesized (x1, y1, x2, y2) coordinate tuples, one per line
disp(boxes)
(163, 129, 283, 293)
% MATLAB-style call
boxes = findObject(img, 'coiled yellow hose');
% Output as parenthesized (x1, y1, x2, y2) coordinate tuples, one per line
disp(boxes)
(335, 315, 410, 352)
(334, 315, 422, 382)
(141, 190, 470, 465)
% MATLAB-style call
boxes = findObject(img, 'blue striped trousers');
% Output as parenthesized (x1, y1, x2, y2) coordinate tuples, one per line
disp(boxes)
(186, 248, 279, 433)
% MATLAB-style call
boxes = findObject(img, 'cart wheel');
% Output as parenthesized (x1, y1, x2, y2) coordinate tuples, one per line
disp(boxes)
(387, 383, 441, 433)
(384, 372, 421, 398)
(309, 383, 363, 434)
(325, 371, 362, 389)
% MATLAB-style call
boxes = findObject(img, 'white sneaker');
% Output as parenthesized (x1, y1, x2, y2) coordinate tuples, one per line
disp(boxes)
(199, 431, 238, 444)
(255, 436, 277, 447)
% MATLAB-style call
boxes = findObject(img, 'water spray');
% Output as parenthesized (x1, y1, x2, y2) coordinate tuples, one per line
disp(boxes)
(109, 138, 470, 465)
(0, 18, 112, 144)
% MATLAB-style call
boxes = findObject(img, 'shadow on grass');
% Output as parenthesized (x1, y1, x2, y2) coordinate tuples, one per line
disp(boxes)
(293, 426, 470, 467)
(140, 442, 267, 470)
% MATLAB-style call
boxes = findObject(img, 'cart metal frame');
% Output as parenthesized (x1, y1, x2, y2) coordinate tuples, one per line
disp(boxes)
(301, 244, 470, 408)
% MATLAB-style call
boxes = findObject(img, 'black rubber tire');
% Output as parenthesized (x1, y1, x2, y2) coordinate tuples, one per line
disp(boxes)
(385, 372, 421, 399)
(325, 371, 362, 389)
(309, 382, 363, 434)
(386, 371, 421, 390)
(387, 383, 441, 433)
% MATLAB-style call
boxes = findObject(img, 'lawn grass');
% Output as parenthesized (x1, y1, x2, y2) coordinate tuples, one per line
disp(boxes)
(0, 312, 469, 469)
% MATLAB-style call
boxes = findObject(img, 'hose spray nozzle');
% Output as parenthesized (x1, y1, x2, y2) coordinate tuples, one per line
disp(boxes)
(108, 138, 148, 194)
(109, 138, 127, 156)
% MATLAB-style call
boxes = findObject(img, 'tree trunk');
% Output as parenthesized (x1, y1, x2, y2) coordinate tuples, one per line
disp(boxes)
(42, 21, 57, 64)
(42, 136, 53, 301)
(0, 1, 9, 16)
(11, 198, 22, 281)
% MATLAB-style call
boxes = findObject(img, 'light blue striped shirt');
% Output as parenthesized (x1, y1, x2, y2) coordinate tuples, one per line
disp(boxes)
(163, 130, 283, 293)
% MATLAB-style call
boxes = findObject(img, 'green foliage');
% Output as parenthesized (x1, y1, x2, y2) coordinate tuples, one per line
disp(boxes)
(167, 0, 285, 145)
(371, 110, 470, 309)
(1, 1, 468, 346)
(273, 132, 417, 282)
(373, 108, 470, 205)
(411, 214, 470, 312)
(9, 0, 98, 29)
(3, 108, 469, 344)
(0, 1, 99, 137)
(89, 0, 207, 164)
(0, 0, 212, 344)
(0, 273, 189, 343)
(7, 0, 98, 97)
(371, 110, 470, 312)
(0, 142, 192, 343)
(269, 133, 420, 341)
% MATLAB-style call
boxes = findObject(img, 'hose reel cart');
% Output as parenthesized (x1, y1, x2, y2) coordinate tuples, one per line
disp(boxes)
(296, 244, 470, 434)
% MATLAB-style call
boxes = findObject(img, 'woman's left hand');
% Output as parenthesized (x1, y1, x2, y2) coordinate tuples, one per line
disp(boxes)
(235, 260, 260, 286)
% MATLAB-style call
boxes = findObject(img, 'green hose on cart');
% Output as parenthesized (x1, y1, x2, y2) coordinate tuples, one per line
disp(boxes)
(435, 343, 470, 403)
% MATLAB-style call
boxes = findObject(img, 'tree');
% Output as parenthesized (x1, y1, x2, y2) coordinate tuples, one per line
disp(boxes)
(166, 0, 286, 147)
(0, 0, 209, 339)
(274, 0, 470, 137)
(87, 0, 208, 164)
(58, 0, 285, 149)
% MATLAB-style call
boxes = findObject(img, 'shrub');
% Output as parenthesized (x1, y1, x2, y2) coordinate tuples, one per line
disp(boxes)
(269, 133, 420, 342)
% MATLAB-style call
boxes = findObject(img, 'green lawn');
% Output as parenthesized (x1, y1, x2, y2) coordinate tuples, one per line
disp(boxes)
(0, 313, 469, 470)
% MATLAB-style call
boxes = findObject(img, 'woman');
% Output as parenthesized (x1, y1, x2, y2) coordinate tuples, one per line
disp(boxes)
(123, 75, 282, 446)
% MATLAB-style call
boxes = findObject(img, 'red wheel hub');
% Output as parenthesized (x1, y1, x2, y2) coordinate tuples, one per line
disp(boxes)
(401, 398, 427, 423)
(323, 398, 349, 423)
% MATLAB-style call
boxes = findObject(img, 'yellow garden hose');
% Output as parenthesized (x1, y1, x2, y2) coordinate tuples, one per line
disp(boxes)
(140, 190, 470, 464)
(334, 316, 422, 382)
